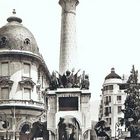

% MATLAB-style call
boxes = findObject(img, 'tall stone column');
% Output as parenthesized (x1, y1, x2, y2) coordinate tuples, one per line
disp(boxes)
(59, 0, 79, 74)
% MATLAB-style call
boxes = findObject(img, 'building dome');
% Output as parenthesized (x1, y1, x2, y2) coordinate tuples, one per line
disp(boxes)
(0, 13, 40, 55)
(105, 68, 121, 80)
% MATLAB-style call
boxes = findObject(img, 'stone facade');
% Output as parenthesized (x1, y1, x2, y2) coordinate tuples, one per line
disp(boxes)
(45, 1, 92, 140)
(59, 0, 79, 74)
(0, 14, 50, 140)
(46, 88, 91, 140)
(0, 0, 92, 139)
(99, 68, 127, 139)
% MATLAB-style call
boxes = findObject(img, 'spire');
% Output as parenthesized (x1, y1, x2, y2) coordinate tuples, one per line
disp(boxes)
(12, 9, 16, 15)
(7, 9, 22, 23)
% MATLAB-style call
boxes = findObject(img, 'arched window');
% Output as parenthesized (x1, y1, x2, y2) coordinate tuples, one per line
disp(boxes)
(0, 36, 7, 47)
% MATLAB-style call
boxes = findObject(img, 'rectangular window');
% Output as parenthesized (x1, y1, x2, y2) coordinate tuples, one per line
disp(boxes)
(108, 85, 113, 90)
(46, 97, 48, 107)
(104, 96, 108, 105)
(41, 75, 44, 88)
(105, 107, 109, 116)
(23, 88, 31, 100)
(108, 107, 111, 113)
(1, 87, 9, 99)
(117, 96, 121, 101)
(106, 118, 108, 123)
(59, 97, 78, 111)
(104, 85, 113, 91)
(106, 118, 111, 125)
(105, 107, 108, 113)
(105, 96, 111, 105)
(109, 118, 111, 125)
(1, 62, 9, 76)
(23, 63, 30, 77)
(109, 96, 111, 102)
(106, 96, 108, 102)
(118, 106, 122, 113)
(104, 86, 108, 91)
(119, 84, 128, 90)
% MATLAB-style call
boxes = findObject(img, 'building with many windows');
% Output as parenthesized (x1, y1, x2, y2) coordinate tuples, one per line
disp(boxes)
(99, 68, 128, 139)
(0, 11, 50, 139)
(0, 0, 92, 139)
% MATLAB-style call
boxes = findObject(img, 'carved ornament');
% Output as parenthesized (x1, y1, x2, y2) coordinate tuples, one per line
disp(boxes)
(0, 76, 13, 87)
(19, 77, 35, 89)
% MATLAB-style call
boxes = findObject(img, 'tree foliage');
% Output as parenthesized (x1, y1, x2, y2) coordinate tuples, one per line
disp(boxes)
(122, 65, 140, 138)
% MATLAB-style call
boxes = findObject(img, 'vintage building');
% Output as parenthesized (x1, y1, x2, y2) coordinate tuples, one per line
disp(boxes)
(98, 68, 128, 139)
(0, 0, 92, 140)
(0, 0, 91, 140)
(0, 10, 50, 139)
(46, 0, 91, 140)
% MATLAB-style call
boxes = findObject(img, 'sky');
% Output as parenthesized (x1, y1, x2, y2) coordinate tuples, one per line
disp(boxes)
(0, 0, 140, 120)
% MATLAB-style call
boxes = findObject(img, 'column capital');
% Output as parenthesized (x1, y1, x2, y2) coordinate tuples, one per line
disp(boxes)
(59, 0, 79, 12)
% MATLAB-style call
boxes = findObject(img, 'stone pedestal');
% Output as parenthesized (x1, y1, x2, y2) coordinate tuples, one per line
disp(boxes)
(46, 88, 91, 140)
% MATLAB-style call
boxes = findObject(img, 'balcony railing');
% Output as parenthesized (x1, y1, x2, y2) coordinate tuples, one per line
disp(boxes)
(117, 100, 122, 103)
(104, 101, 111, 105)
(0, 99, 44, 109)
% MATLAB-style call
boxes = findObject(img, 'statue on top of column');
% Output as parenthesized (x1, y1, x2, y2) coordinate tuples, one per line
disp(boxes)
(48, 69, 90, 90)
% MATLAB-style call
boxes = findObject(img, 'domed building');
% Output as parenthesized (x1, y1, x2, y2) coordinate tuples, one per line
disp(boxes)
(0, 0, 92, 139)
(0, 11, 50, 140)
(98, 68, 127, 139)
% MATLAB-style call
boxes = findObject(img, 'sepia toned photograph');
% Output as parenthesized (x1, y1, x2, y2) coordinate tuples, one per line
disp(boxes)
(0, 0, 140, 140)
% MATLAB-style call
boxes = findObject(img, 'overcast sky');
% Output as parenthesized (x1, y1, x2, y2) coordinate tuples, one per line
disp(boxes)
(1, 0, 140, 120)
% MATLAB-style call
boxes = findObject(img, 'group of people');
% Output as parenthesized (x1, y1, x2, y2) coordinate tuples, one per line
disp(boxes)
(49, 69, 90, 90)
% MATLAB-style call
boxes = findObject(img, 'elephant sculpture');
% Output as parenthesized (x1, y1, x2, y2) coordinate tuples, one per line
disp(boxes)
(58, 116, 80, 140)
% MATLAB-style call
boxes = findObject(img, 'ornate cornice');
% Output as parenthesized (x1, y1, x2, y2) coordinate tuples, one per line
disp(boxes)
(19, 77, 35, 89)
(0, 76, 13, 87)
